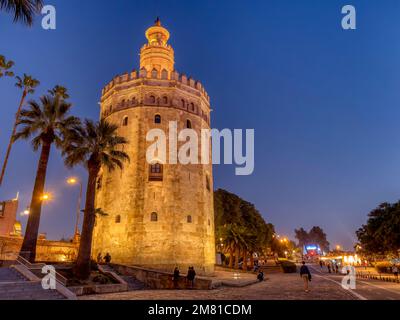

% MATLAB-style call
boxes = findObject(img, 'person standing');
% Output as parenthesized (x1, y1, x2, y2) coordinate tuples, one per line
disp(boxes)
(327, 263, 331, 273)
(173, 267, 180, 289)
(392, 265, 399, 281)
(300, 261, 312, 292)
(186, 266, 196, 289)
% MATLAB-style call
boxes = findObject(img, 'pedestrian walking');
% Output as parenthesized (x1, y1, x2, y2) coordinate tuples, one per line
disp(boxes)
(319, 260, 323, 269)
(300, 261, 312, 292)
(327, 263, 331, 273)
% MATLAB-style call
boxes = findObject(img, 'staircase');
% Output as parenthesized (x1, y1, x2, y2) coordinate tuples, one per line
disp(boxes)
(0, 267, 26, 282)
(100, 264, 146, 290)
(0, 279, 67, 300)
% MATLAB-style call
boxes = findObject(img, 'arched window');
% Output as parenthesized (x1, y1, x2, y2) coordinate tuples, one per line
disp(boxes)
(121, 99, 125, 107)
(186, 119, 192, 129)
(162, 96, 168, 105)
(149, 163, 163, 181)
(149, 95, 156, 104)
(161, 69, 168, 80)
(151, 69, 158, 79)
(190, 103, 195, 112)
(151, 212, 158, 222)
(181, 99, 186, 108)
(131, 97, 136, 105)
(154, 114, 161, 124)
(140, 67, 147, 78)
(122, 116, 128, 127)
(187, 215, 192, 223)
(115, 215, 121, 223)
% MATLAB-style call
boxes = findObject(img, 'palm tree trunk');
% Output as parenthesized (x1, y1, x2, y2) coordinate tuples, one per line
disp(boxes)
(75, 164, 99, 280)
(20, 140, 51, 262)
(250, 252, 254, 268)
(228, 247, 234, 268)
(0, 89, 27, 186)
(235, 246, 240, 269)
(243, 249, 247, 271)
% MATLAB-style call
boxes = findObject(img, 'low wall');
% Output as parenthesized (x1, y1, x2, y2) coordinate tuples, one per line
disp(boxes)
(0, 235, 78, 262)
(111, 264, 213, 290)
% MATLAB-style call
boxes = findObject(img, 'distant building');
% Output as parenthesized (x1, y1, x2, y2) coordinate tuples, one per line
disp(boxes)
(0, 199, 21, 237)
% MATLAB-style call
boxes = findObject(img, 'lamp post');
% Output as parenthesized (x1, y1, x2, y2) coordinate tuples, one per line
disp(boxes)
(67, 177, 83, 238)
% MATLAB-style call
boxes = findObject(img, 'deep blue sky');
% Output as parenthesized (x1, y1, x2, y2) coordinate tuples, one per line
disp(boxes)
(1, 0, 400, 250)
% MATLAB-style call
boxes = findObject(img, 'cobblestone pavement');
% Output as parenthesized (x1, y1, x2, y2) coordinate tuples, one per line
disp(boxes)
(80, 271, 356, 300)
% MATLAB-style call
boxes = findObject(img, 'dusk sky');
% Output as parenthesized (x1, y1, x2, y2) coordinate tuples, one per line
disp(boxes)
(1, 0, 400, 250)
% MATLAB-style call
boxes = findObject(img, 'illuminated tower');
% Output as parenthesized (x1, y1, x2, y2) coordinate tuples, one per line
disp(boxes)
(92, 19, 215, 274)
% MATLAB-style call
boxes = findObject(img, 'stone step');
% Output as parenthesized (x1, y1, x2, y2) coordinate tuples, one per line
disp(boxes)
(0, 268, 26, 282)
(0, 281, 66, 300)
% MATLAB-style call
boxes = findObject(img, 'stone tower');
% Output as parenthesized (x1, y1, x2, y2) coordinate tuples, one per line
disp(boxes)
(92, 19, 215, 274)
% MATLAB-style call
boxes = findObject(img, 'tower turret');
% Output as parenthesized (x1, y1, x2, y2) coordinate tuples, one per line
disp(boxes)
(140, 18, 175, 75)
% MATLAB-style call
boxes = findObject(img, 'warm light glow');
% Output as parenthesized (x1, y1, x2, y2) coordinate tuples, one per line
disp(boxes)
(336, 245, 341, 250)
(67, 177, 77, 185)
(41, 193, 51, 201)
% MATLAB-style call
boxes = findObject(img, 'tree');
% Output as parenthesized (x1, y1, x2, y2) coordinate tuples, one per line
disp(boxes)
(0, 55, 14, 78)
(356, 202, 400, 257)
(295, 226, 330, 252)
(48, 85, 70, 99)
(214, 189, 275, 269)
(15, 94, 80, 262)
(0, 74, 40, 186)
(63, 119, 129, 279)
(0, 0, 43, 25)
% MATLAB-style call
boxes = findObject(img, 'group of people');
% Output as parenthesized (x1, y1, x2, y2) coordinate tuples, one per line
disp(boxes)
(172, 266, 197, 289)
(319, 260, 340, 274)
(96, 252, 112, 264)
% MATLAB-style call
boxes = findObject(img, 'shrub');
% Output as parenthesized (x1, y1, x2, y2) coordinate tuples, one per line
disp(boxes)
(93, 274, 112, 284)
(375, 261, 392, 274)
(280, 260, 297, 273)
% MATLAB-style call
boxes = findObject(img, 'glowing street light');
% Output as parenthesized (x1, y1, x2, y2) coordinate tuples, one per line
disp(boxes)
(67, 177, 83, 237)
(336, 245, 341, 251)
(41, 193, 51, 201)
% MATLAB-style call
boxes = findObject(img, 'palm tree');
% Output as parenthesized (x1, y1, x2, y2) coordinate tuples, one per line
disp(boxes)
(15, 95, 80, 262)
(63, 119, 129, 279)
(0, 55, 14, 78)
(0, 0, 43, 25)
(0, 74, 40, 186)
(48, 85, 70, 99)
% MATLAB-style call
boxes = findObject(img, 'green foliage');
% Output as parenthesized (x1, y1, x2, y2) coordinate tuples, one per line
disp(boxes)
(280, 260, 297, 273)
(214, 189, 275, 257)
(356, 202, 400, 257)
(0, 0, 43, 25)
(374, 261, 393, 274)
(0, 54, 14, 78)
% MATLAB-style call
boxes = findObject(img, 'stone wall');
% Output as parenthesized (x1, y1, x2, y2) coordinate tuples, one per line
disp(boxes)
(0, 235, 78, 262)
(111, 264, 213, 290)
(0, 199, 18, 236)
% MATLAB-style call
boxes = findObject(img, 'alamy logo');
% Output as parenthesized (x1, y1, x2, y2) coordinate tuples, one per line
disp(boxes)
(41, 5, 56, 30)
(41, 265, 56, 290)
(341, 266, 356, 290)
(341, 5, 356, 30)
(146, 121, 255, 175)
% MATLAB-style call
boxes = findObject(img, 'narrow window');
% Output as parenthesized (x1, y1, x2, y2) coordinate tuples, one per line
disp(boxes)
(115, 215, 121, 223)
(151, 212, 158, 222)
(186, 119, 192, 129)
(149, 163, 163, 181)
(162, 96, 168, 105)
(206, 175, 211, 191)
(181, 99, 186, 108)
(151, 69, 158, 79)
(161, 69, 168, 80)
(149, 96, 156, 104)
(187, 215, 192, 223)
(190, 103, 195, 112)
(154, 114, 161, 124)
(122, 116, 128, 126)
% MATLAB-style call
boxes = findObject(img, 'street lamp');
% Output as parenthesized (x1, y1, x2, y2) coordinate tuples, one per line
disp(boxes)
(67, 177, 83, 237)
(41, 193, 51, 201)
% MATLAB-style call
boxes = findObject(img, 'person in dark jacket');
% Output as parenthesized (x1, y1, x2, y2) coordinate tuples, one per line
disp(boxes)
(104, 252, 112, 264)
(300, 261, 311, 292)
(257, 270, 264, 282)
(173, 267, 180, 289)
(186, 267, 196, 289)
